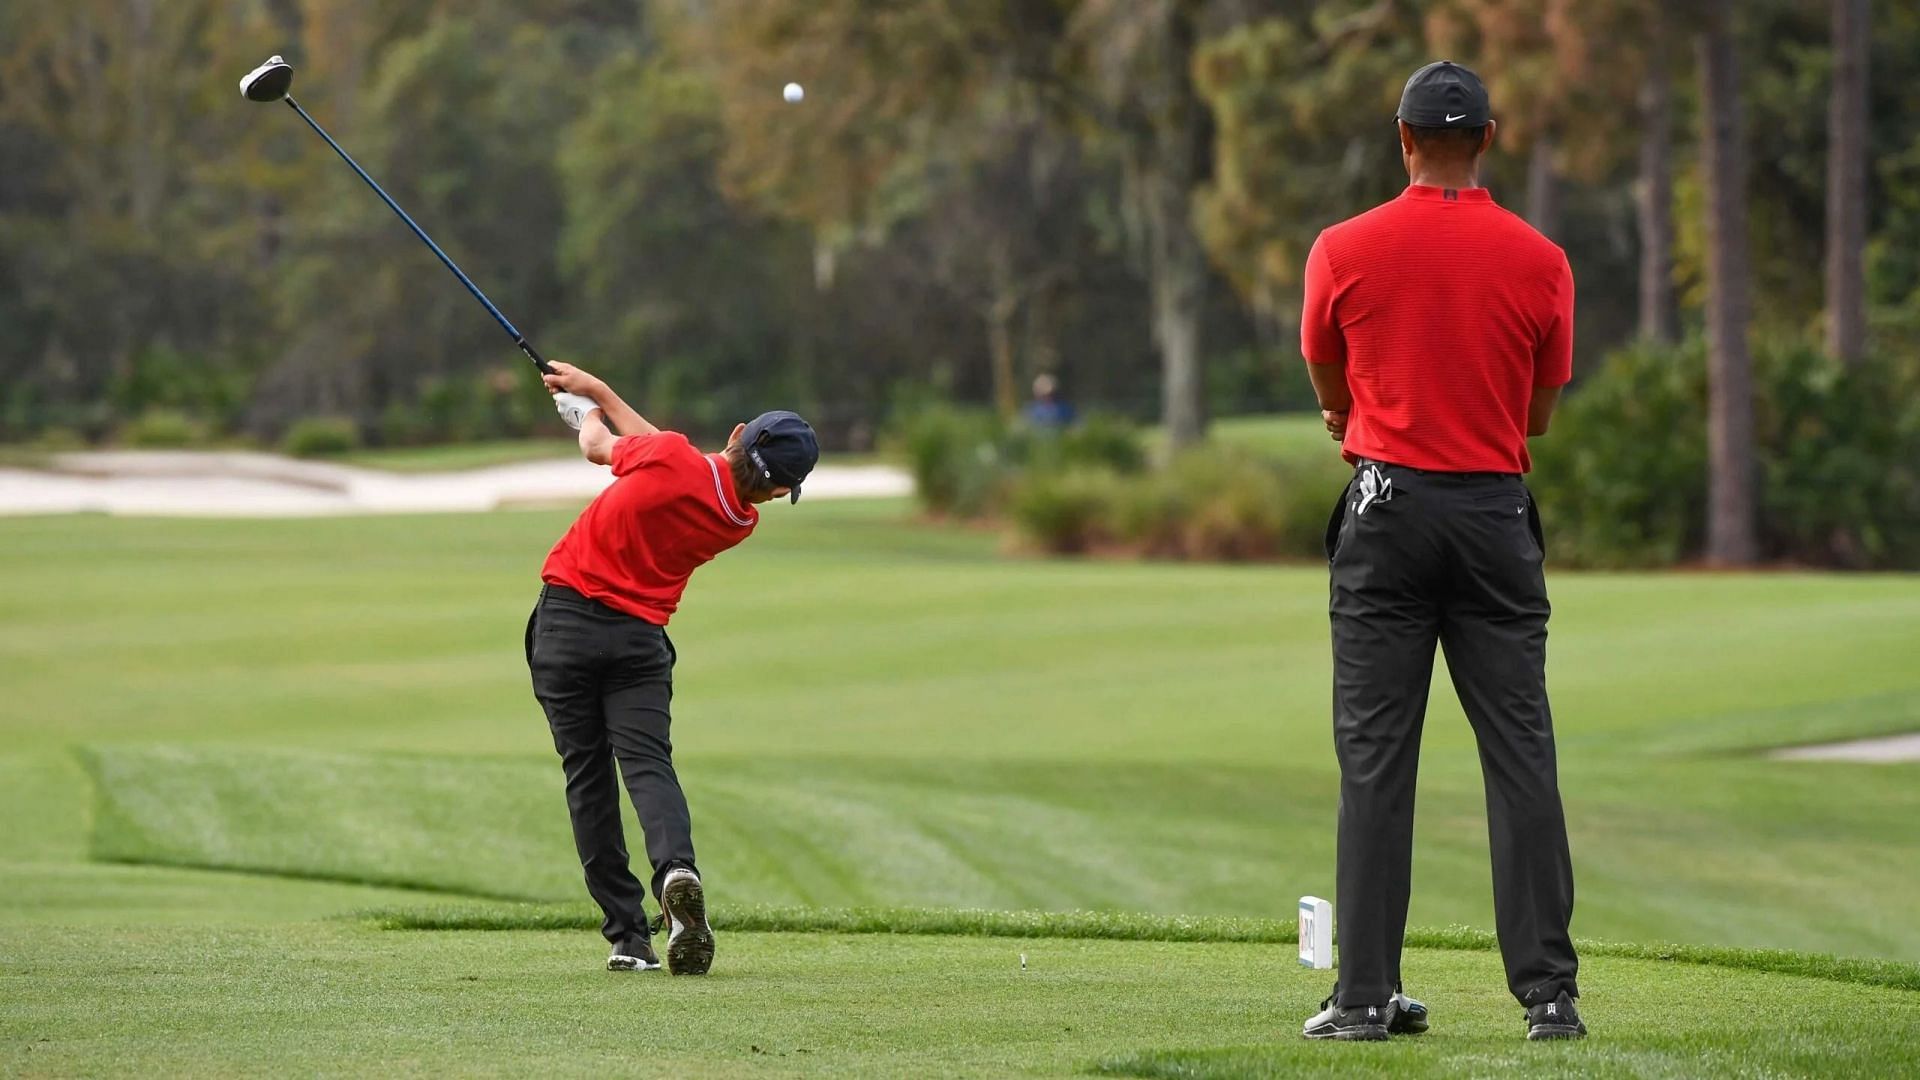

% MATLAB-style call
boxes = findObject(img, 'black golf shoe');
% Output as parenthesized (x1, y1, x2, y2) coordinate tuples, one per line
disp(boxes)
(607, 934, 661, 972)
(660, 868, 714, 976)
(1301, 996, 1392, 1041)
(1525, 991, 1587, 1040)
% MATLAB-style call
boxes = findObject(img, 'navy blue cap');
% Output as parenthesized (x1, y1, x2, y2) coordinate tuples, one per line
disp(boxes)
(1396, 61, 1491, 127)
(741, 410, 819, 504)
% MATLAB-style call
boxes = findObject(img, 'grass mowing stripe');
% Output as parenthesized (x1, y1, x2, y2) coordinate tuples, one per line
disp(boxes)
(356, 902, 1920, 992)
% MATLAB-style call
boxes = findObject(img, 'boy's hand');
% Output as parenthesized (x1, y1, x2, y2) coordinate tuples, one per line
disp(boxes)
(541, 361, 605, 399)
(553, 393, 600, 431)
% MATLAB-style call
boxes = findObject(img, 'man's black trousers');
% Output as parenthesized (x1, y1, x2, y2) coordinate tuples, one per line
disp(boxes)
(526, 584, 698, 946)
(1324, 460, 1578, 1009)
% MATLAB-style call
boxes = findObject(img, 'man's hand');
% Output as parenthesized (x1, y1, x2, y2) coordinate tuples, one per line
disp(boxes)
(541, 360, 605, 400)
(553, 392, 600, 431)
(1323, 409, 1349, 442)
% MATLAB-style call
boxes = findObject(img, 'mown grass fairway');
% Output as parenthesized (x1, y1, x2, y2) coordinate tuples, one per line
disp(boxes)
(3, 501, 1918, 1075)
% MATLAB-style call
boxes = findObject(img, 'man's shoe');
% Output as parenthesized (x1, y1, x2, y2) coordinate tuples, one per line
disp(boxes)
(606, 934, 661, 972)
(1525, 991, 1587, 1040)
(1302, 996, 1391, 1041)
(1388, 990, 1428, 1035)
(660, 868, 714, 976)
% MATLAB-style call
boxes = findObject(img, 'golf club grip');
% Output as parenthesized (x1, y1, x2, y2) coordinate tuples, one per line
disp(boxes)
(517, 338, 556, 376)
(281, 96, 552, 381)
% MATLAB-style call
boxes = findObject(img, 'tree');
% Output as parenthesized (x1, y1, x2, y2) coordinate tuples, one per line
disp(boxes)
(1193, 4, 1421, 324)
(1424, 0, 1587, 239)
(1635, 25, 1677, 343)
(1697, 0, 1758, 565)
(1825, 0, 1869, 366)
(1067, 0, 1215, 446)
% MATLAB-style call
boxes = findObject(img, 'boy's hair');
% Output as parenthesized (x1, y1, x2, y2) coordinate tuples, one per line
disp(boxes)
(726, 444, 781, 500)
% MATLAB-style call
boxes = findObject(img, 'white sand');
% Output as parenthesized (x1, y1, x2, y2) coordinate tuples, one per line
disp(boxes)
(0, 450, 911, 518)
(1771, 733, 1920, 763)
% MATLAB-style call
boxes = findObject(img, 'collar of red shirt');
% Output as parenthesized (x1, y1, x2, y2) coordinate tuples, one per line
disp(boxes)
(1402, 184, 1494, 203)
(704, 453, 757, 528)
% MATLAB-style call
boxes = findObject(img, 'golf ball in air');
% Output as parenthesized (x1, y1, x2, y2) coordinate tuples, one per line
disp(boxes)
(783, 82, 805, 104)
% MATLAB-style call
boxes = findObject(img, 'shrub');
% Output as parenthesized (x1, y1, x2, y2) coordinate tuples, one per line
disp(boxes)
(898, 406, 1146, 519)
(1106, 446, 1340, 562)
(121, 408, 202, 448)
(1052, 412, 1148, 473)
(281, 417, 361, 458)
(1010, 467, 1121, 554)
(992, 416, 1351, 563)
(1528, 340, 1710, 567)
(1754, 343, 1920, 567)
(898, 405, 1012, 518)
(1125, 449, 1288, 560)
(1530, 336, 1920, 568)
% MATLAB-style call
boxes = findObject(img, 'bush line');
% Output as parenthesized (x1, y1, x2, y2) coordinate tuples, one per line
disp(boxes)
(354, 903, 1920, 992)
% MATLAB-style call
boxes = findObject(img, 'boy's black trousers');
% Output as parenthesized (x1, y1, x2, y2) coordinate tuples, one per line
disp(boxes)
(1324, 460, 1578, 1009)
(526, 584, 698, 946)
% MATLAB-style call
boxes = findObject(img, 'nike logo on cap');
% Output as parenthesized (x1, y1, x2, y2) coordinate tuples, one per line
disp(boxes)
(1445, 113, 1467, 122)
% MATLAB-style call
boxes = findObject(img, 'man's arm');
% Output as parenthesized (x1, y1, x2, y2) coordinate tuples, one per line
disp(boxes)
(542, 361, 660, 438)
(1300, 234, 1352, 441)
(1527, 384, 1562, 437)
(1307, 363, 1354, 441)
(1530, 253, 1575, 438)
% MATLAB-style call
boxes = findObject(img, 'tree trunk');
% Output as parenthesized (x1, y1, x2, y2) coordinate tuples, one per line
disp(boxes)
(1698, 1, 1759, 566)
(1524, 133, 1560, 240)
(1825, 0, 1869, 366)
(1145, 1, 1208, 448)
(1635, 37, 1677, 344)
(1150, 172, 1207, 447)
(987, 240, 1020, 421)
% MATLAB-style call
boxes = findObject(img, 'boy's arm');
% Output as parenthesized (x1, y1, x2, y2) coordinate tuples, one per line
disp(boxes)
(578, 409, 616, 466)
(542, 361, 660, 438)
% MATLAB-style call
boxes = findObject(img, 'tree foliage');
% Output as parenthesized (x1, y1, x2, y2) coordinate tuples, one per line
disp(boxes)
(0, 0, 1913, 470)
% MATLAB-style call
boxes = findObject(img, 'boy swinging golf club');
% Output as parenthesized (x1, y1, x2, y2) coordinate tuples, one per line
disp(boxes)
(238, 54, 821, 976)
(535, 364, 818, 973)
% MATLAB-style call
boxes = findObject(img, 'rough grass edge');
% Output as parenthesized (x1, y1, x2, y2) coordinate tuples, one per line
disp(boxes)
(351, 903, 1920, 993)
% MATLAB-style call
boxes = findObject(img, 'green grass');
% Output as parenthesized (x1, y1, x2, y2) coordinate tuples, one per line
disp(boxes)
(2, 500, 1917, 1074)
(1207, 412, 1337, 459)
(1143, 412, 1335, 462)
(4, 927, 1917, 1078)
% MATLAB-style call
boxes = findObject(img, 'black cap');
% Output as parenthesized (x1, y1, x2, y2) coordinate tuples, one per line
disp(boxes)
(741, 410, 819, 504)
(1396, 61, 1490, 127)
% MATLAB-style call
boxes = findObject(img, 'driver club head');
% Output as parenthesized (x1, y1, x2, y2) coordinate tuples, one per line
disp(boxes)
(240, 55, 294, 102)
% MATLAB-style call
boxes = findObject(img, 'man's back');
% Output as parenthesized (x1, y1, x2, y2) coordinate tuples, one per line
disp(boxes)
(1302, 186, 1573, 473)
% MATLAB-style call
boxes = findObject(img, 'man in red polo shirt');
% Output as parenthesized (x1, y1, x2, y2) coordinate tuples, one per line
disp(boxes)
(1297, 61, 1583, 1043)
(530, 361, 817, 976)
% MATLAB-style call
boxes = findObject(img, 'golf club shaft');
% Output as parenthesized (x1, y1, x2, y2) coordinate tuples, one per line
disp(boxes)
(281, 96, 552, 375)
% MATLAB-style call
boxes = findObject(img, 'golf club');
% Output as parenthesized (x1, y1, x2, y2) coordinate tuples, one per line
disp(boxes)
(239, 55, 553, 376)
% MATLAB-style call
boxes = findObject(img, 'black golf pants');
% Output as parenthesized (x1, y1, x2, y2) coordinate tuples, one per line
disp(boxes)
(1324, 460, 1578, 1009)
(526, 584, 698, 946)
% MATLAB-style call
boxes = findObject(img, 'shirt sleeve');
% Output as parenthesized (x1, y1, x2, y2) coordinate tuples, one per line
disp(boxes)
(1534, 252, 1575, 388)
(609, 431, 690, 478)
(1300, 232, 1347, 366)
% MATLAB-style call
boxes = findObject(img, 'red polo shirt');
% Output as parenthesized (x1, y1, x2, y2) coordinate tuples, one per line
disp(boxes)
(541, 431, 757, 625)
(1301, 185, 1574, 473)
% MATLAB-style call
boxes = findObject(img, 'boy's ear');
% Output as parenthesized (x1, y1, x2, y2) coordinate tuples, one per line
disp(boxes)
(727, 422, 747, 449)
